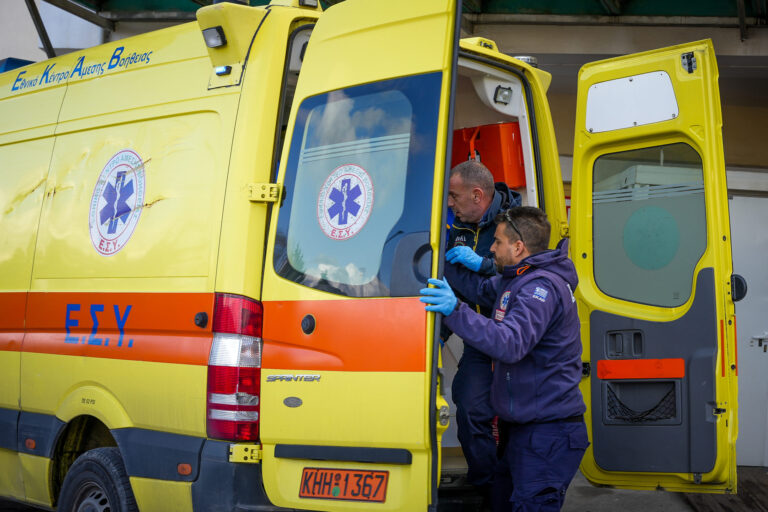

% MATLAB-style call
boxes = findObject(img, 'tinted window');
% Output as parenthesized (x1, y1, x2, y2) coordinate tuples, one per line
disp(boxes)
(274, 73, 442, 297)
(593, 143, 706, 307)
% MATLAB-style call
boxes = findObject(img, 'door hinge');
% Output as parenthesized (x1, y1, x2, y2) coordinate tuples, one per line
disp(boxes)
(248, 182, 281, 203)
(559, 221, 569, 239)
(229, 443, 262, 463)
(581, 361, 591, 378)
(713, 407, 726, 415)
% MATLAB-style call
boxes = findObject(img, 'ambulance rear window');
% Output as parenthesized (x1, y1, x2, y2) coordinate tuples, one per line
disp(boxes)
(592, 142, 706, 307)
(273, 72, 441, 297)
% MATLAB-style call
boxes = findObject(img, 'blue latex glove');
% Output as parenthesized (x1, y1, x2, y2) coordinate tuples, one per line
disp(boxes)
(419, 278, 458, 316)
(446, 246, 483, 272)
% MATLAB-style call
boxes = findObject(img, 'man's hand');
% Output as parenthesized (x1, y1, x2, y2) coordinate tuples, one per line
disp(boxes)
(446, 246, 483, 272)
(419, 278, 458, 316)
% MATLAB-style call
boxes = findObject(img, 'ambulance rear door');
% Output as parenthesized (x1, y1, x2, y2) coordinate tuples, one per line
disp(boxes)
(258, 0, 459, 509)
(570, 40, 738, 492)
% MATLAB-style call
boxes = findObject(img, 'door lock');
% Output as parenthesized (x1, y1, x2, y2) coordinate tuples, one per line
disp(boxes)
(438, 405, 450, 426)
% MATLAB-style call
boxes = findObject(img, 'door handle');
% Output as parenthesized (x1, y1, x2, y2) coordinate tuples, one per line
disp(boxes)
(731, 273, 747, 302)
(750, 332, 768, 348)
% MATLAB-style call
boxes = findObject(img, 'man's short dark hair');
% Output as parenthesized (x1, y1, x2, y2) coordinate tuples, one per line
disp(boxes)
(495, 206, 551, 254)
(450, 160, 495, 199)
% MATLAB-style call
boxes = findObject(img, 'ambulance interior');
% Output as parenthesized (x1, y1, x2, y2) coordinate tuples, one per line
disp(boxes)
(451, 57, 538, 208)
(439, 58, 539, 484)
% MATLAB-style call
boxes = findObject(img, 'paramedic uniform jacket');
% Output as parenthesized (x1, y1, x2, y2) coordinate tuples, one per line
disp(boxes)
(443, 239, 586, 424)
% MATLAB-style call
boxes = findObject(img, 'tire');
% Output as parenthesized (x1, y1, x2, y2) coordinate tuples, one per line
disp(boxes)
(58, 447, 138, 512)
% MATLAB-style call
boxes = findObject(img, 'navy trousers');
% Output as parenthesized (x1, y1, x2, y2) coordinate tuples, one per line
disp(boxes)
(492, 420, 589, 511)
(451, 343, 497, 488)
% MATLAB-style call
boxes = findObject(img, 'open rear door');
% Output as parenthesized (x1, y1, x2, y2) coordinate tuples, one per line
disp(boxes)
(570, 40, 738, 492)
(259, 1, 459, 510)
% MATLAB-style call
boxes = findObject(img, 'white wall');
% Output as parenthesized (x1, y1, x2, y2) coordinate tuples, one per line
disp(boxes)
(1, 1, 180, 63)
(39, 1, 105, 51)
(0, 0, 47, 61)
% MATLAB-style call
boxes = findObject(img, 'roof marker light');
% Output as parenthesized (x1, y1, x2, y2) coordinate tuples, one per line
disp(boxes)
(514, 55, 539, 68)
(203, 26, 227, 48)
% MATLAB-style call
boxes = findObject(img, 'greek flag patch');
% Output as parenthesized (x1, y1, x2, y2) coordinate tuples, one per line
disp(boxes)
(532, 286, 549, 302)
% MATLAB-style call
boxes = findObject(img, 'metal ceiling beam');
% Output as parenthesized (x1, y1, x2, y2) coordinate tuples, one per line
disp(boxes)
(98, 10, 195, 21)
(25, 0, 56, 58)
(463, 0, 483, 14)
(599, 0, 623, 16)
(470, 13, 762, 28)
(756, 0, 768, 20)
(42, 0, 115, 31)
(738, 0, 748, 40)
(461, 13, 476, 36)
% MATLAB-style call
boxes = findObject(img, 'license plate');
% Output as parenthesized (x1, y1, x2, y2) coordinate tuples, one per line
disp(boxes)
(299, 467, 389, 502)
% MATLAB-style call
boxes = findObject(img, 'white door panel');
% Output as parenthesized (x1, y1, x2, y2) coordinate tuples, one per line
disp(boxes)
(730, 194, 768, 467)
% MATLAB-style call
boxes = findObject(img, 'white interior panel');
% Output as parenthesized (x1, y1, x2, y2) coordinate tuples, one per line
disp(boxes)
(456, 58, 538, 206)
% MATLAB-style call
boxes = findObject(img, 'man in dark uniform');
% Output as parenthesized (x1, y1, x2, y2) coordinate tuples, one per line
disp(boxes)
(444, 160, 521, 498)
(424, 207, 588, 511)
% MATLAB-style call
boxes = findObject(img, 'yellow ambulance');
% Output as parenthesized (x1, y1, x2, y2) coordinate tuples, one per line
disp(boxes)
(0, 0, 741, 510)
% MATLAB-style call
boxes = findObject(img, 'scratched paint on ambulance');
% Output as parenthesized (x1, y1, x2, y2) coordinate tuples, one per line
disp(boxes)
(89, 149, 146, 256)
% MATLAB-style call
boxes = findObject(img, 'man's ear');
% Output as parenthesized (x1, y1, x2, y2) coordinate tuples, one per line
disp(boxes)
(472, 186, 484, 203)
(514, 239, 526, 256)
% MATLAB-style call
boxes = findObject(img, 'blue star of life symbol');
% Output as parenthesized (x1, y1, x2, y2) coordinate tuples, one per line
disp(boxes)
(327, 178, 361, 226)
(99, 171, 134, 234)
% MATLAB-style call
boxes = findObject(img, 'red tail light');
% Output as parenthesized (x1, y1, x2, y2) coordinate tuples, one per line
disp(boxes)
(207, 293, 263, 442)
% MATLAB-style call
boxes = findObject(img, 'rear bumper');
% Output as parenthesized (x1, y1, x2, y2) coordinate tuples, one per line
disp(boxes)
(192, 440, 299, 512)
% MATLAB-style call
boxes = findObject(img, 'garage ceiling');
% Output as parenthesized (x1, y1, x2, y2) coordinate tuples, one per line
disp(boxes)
(39, 0, 768, 20)
(26, 0, 768, 59)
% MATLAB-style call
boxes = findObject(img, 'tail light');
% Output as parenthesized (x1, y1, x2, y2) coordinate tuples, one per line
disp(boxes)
(207, 293, 263, 441)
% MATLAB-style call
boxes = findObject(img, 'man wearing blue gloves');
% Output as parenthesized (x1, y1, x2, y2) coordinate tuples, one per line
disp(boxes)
(423, 207, 587, 511)
(444, 160, 521, 501)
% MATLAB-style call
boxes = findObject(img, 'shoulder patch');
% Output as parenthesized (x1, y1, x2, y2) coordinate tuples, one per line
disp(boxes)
(499, 291, 511, 311)
(532, 286, 549, 303)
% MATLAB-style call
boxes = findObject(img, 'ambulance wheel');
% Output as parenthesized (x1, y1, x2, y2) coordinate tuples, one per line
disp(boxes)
(58, 447, 138, 512)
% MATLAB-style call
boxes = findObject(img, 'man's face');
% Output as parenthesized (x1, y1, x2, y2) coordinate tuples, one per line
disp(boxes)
(490, 223, 524, 271)
(447, 174, 484, 224)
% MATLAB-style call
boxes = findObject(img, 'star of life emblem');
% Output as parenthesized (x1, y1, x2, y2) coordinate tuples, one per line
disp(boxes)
(500, 291, 512, 311)
(317, 164, 374, 240)
(89, 149, 146, 256)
